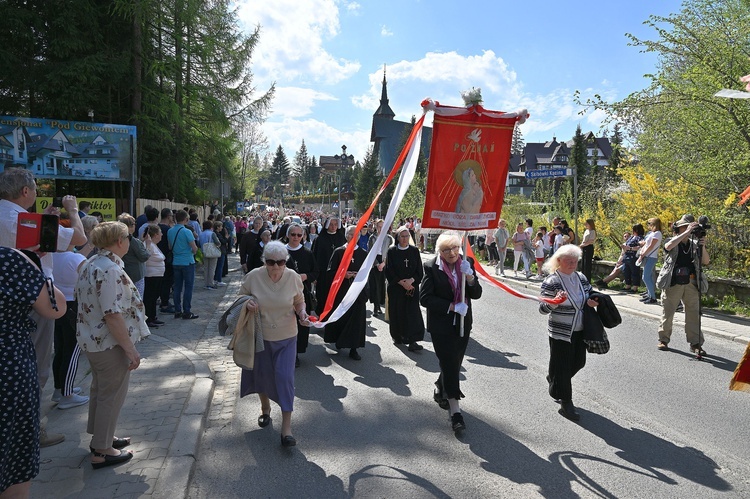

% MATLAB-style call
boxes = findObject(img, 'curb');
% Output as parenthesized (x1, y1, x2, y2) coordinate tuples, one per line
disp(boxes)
(149, 334, 214, 499)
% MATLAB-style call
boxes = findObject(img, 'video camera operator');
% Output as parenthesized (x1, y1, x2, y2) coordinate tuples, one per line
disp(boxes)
(655, 214, 710, 354)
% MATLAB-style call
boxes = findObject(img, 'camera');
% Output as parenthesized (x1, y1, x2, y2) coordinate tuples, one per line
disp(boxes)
(52, 197, 63, 208)
(691, 215, 711, 239)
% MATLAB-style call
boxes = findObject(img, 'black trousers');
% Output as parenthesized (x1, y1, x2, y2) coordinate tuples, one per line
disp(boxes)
(432, 329, 470, 400)
(368, 269, 386, 307)
(548, 330, 587, 402)
(144, 276, 163, 322)
(159, 264, 174, 308)
(53, 300, 81, 394)
(581, 245, 594, 280)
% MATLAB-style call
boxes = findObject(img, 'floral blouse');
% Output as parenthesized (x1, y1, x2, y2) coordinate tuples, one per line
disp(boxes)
(75, 249, 150, 352)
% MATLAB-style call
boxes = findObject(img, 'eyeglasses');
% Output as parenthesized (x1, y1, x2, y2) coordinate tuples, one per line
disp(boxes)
(288, 233, 303, 237)
(265, 259, 287, 267)
(440, 246, 460, 254)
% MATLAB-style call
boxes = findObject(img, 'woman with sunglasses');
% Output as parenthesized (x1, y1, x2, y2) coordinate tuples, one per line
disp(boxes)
(285, 223, 318, 367)
(239, 241, 308, 447)
(420, 232, 482, 433)
(323, 225, 369, 360)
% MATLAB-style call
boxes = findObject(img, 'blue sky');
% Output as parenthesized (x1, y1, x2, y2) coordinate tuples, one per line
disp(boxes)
(236, 0, 684, 164)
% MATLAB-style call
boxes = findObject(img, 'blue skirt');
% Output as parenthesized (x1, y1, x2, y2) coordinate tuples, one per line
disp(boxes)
(240, 336, 296, 412)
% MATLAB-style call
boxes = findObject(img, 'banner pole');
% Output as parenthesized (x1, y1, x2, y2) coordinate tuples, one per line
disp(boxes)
(460, 231, 467, 337)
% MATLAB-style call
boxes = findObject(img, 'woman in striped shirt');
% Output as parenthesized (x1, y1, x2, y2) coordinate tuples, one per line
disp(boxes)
(539, 245, 599, 422)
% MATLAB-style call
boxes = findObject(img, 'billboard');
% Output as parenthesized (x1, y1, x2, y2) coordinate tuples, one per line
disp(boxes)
(0, 115, 136, 181)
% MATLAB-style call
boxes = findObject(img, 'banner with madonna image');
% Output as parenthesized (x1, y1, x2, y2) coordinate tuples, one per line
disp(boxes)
(421, 94, 523, 230)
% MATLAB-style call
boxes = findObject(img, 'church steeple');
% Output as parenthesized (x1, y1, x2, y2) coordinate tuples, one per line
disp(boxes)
(374, 65, 395, 119)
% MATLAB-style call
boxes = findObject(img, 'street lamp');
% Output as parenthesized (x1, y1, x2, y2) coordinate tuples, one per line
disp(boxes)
(333, 145, 352, 221)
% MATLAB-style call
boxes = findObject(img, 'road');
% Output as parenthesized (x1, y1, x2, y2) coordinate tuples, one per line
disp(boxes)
(188, 275, 750, 498)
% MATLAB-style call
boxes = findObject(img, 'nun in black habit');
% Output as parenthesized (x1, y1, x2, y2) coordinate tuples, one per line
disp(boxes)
(385, 226, 425, 351)
(285, 223, 318, 367)
(323, 225, 369, 360)
(311, 217, 345, 316)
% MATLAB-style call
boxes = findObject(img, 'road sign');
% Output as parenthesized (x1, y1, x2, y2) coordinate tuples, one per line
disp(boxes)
(525, 168, 572, 179)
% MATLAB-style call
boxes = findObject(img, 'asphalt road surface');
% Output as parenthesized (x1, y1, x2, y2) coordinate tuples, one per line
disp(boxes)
(188, 277, 750, 498)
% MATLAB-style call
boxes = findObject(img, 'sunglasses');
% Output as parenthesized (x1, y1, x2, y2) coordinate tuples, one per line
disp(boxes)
(288, 233, 303, 237)
(265, 259, 287, 267)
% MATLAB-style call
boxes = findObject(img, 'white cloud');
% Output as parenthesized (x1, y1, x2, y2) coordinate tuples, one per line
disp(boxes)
(236, 0, 360, 85)
(271, 87, 337, 119)
(346, 1, 361, 13)
(263, 118, 371, 163)
(381, 25, 393, 37)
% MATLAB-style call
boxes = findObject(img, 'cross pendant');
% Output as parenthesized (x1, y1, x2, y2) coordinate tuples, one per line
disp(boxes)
(404, 258, 409, 268)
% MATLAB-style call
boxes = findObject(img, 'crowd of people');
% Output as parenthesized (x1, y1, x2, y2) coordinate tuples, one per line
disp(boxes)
(0, 164, 714, 495)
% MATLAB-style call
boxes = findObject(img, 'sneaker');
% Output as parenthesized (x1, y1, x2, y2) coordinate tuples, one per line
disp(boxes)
(152, 319, 165, 325)
(146, 321, 160, 329)
(40, 428, 65, 448)
(676, 303, 684, 313)
(182, 313, 200, 320)
(205, 285, 215, 290)
(52, 387, 81, 402)
(174, 312, 183, 319)
(57, 393, 90, 410)
(657, 341, 669, 351)
(160, 305, 175, 313)
(215, 282, 227, 287)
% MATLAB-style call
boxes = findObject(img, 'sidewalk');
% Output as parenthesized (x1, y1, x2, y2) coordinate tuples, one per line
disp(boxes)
(31, 255, 242, 499)
(490, 269, 750, 346)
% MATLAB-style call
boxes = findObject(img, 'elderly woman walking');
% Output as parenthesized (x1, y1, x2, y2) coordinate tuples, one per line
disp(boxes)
(75, 222, 150, 468)
(420, 232, 482, 433)
(239, 241, 309, 447)
(539, 245, 599, 422)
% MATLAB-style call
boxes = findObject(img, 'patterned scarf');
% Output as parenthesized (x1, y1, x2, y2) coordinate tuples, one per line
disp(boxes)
(440, 255, 463, 305)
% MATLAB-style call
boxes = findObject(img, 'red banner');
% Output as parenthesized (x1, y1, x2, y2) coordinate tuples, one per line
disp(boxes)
(423, 105, 518, 230)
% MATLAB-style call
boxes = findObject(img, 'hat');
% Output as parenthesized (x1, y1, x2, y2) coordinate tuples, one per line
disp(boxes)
(674, 214, 695, 228)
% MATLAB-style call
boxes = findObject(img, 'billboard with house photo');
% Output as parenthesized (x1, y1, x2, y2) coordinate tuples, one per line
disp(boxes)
(0, 115, 136, 181)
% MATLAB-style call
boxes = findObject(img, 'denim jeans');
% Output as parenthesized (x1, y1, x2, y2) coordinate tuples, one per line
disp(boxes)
(172, 264, 195, 314)
(642, 256, 658, 299)
(214, 254, 226, 283)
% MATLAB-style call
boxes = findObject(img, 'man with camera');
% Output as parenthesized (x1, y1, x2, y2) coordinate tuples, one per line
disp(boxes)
(0, 168, 87, 447)
(655, 214, 710, 354)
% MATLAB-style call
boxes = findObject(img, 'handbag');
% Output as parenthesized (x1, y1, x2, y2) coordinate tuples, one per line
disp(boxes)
(583, 305, 609, 354)
(585, 330, 610, 354)
(202, 242, 221, 258)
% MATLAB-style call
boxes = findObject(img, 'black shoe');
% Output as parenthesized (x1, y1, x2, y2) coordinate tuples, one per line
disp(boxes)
(182, 313, 199, 319)
(258, 414, 272, 428)
(434, 390, 449, 410)
(408, 342, 424, 352)
(160, 306, 175, 313)
(594, 280, 607, 289)
(639, 296, 651, 302)
(174, 312, 182, 319)
(645, 298, 658, 304)
(691, 344, 707, 356)
(152, 319, 165, 325)
(146, 321, 160, 328)
(676, 303, 684, 312)
(295, 355, 300, 368)
(451, 413, 466, 432)
(558, 400, 580, 421)
(349, 349, 361, 360)
(91, 449, 133, 469)
(281, 435, 296, 447)
(373, 308, 381, 316)
(89, 437, 131, 453)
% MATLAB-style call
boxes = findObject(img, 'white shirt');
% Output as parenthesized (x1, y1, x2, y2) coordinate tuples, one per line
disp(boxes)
(51, 251, 86, 301)
(0, 199, 75, 278)
(642, 230, 662, 258)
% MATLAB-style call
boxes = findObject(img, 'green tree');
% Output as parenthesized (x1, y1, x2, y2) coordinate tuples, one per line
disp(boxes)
(511, 124, 525, 156)
(354, 147, 382, 213)
(292, 140, 310, 193)
(268, 145, 290, 189)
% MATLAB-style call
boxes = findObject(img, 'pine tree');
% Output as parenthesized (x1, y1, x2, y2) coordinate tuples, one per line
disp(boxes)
(511, 124, 525, 156)
(293, 140, 310, 193)
(268, 145, 290, 190)
(608, 123, 623, 174)
(354, 147, 382, 213)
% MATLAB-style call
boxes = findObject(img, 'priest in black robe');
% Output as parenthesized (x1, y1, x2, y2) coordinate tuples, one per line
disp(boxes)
(385, 226, 425, 351)
(285, 223, 318, 367)
(367, 219, 393, 316)
(311, 217, 345, 316)
(323, 225, 369, 360)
